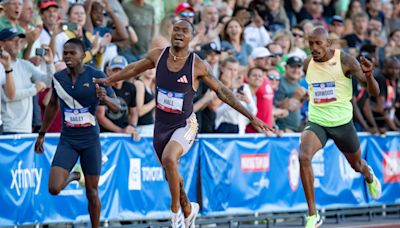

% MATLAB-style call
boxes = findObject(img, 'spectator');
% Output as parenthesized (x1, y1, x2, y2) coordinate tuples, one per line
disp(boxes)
(175, 2, 195, 24)
(194, 4, 222, 49)
(378, 29, 400, 67)
(134, 69, 155, 135)
(0, 49, 16, 134)
(55, 4, 105, 68)
(221, 18, 252, 66)
(329, 15, 345, 37)
(0, 0, 23, 33)
(250, 47, 271, 70)
(88, 0, 128, 42)
(291, 26, 308, 55)
(19, 0, 42, 61)
(370, 57, 400, 132)
(96, 56, 139, 137)
(343, 12, 371, 54)
(274, 29, 307, 60)
(389, 0, 400, 31)
(366, 0, 385, 26)
(122, 0, 155, 62)
(267, 42, 285, 74)
(248, 0, 290, 31)
(0, 28, 54, 134)
(214, 57, 256, 133)
(344, 0, 364, 35)
(245, 66, 274, 132)
(274, 56, 305, 132)
(232, 6, 251, 27)
(296, 0, 327, 30)
(37, 0, 60, 58)
(244, 9, 272, 50)
(150, 13, 175, 50)
(201, 42, 221, 78)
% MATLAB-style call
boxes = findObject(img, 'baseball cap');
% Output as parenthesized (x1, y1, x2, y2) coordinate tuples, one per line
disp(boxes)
(0, 28, 26, 41)
(286, 56, 303, 67)
(330, 15, 344, 25)
(108, 56, 128, 70)
(201, 42, 221, 54)
(251, 47, 271, 59)
(38, 0, 58, 11)
(175, 2, 194, 14)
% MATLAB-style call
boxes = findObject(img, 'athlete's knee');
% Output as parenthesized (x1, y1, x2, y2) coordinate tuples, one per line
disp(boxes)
(299, 149, 314, 166)
(162, 155, 178, 170)
(48, 183, 62, 195)
(86, 187, 100, 205)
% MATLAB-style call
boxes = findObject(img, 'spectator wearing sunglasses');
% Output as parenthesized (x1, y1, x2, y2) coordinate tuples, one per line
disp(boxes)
(274, 56, 305, 132)
(175, 2, 195, 24)
(267, 42, 285, 74)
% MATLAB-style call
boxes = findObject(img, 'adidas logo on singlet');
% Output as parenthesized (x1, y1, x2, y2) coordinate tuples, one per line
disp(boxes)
(177, 75, 188, 83)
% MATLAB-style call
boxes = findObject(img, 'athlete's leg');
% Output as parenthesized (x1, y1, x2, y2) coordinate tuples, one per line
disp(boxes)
(179, 176, 191, 217)
(49, 140, 80, 195)
(48, 167, 80, 195)
(80, 141, 102, 228)
(84, 175, 101, 228)
(161, 140, 184, 213)
(300, 130, 324, 216)
(343, 150, 373, 182)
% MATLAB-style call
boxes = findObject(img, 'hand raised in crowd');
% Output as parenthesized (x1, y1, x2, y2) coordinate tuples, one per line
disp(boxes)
(123, 125, 140, 141)
(34, 135, 45, 154)
(41, 46, 54, 64)
(236, 91, 251, 104)
(35, 82, 47, 93)
(95, 83, 107, 101)
(102, 0, 113, 13)
(25, 25, 43, 45)
(100, 33, 112, 50)
(0, 49, 12, 70)
(92, 32, 101, 55)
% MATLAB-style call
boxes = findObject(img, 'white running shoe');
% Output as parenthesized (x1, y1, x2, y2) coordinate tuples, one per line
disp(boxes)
(367, 166, 382, 200)
(185, 202, 200, 228)
(171, 210, 185, 228)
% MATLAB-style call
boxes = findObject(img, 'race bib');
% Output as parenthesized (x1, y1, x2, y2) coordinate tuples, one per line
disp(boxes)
(312, 82, 337, 104)
(64, 107, 95, 127)
(157, 88, 184, 114)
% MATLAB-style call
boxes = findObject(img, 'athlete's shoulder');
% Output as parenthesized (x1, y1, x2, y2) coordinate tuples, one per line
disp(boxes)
(85, 65, 107, 78)
(147, 47, 167, 62)
(54, 68, 68, 79)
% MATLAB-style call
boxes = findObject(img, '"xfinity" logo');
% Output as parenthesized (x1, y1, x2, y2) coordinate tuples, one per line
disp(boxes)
(10, 161, 42, 196)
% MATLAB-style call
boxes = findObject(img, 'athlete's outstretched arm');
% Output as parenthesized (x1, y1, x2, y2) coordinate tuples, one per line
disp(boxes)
(197, 59, 273, 133)
(35, 91, 59, 153)
(342, 52, 380, 97)
(93, 49, 161, 85)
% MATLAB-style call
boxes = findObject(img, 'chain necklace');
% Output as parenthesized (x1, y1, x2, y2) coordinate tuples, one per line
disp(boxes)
(169, 48, 190, 61)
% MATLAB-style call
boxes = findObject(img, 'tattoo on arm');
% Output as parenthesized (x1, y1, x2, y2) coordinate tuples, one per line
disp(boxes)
(203, 64, 253, 120)
(343, 53, 367, 86)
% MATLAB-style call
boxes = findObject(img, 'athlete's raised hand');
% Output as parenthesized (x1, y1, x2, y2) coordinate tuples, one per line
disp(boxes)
(34, 136, 45, 154)
(250, 117, 275, 135)
(95, 83, 107, 100)
(359, 56, 374, 75)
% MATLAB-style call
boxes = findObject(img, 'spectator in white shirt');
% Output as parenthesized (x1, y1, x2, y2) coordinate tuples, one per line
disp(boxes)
(0, 49, 16, 134)
(0, 28, 54, 134)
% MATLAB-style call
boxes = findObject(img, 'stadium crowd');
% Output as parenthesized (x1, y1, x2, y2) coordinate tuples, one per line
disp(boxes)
(0, 0, 400, 136)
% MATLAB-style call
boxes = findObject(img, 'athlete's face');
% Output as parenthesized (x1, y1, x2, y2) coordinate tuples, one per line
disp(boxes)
(308, 33, 330, 61)
(171, 21, 193, 49)
(63, 43, 85, 68)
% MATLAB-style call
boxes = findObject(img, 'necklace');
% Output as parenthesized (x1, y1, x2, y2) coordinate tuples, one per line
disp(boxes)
(169, 49, 190, 61)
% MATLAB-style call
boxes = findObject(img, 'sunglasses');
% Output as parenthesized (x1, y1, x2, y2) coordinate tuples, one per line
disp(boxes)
(180, 12, 195, 18)
(268, 74, 281, 81)
(271, 53, 283, 57)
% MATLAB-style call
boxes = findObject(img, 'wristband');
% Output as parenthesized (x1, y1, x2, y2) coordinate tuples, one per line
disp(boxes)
(38, 131, 46, 137)
(5, 69, 13, 74)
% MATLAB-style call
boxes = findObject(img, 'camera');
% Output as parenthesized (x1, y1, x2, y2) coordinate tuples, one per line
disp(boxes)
(61, 22, 78, 31)
(35, 48, 48, 57)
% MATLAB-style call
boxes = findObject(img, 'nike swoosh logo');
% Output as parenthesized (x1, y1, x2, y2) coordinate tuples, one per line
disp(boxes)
(99, 164, 116, 186)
